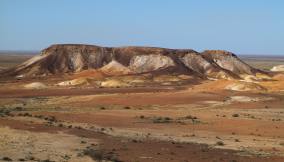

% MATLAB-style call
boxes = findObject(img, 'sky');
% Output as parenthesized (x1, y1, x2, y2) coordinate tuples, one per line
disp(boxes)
(0, 0, 284, 55)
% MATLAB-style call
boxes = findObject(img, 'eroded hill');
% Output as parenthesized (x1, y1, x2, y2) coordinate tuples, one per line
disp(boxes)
(1, 44, 268, 80)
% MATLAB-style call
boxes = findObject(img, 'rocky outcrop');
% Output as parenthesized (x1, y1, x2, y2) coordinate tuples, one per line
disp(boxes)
(202, 50, 257, 75)
(129, 54, 175, 73)
(1, 44, 266, 80)
(180, 53, 214, 74)
(179, 52, 236, 79)
(4, 44, 113, 77)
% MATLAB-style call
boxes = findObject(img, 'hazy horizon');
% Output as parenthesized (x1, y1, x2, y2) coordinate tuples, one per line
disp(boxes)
(1, 0, 284, 55)
(1, 48, 284, 57)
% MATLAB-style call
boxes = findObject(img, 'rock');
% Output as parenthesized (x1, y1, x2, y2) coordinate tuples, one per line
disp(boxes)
(129, 54, 175, 73)
(271, 65, 284, 72)
(180, 52, 219, 75)
(202, 50, 257, 75)
(100, 60, 133, 75)
(57, 78, 89, 86)
(24, 82, 47, 89)
(225, 81, 267, 91)
(100, 79, 130, 88)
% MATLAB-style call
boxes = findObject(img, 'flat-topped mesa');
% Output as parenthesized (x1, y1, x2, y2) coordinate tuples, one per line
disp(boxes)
(1, 44, 268, 80)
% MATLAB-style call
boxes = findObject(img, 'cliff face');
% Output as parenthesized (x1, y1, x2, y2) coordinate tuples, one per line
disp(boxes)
(2, 44, 266, 80)
(129, 54, 175, 73)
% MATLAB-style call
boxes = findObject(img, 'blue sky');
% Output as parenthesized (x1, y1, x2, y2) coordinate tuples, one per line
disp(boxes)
(0, 0, 283, 55)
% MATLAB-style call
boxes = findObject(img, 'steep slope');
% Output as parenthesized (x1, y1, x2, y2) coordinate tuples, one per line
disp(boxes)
(179, 52, 237, 79)
(2, 44, 112, 77)
(1, 44, 266, 81)
(129, 54, 175, 73)
(201, 50, 258, 75)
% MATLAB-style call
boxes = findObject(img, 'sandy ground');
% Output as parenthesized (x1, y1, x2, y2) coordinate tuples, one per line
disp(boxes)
(0, 127, 95, 162)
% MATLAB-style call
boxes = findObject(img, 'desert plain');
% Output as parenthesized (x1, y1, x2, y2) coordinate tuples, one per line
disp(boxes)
(0, 45, 284, 162)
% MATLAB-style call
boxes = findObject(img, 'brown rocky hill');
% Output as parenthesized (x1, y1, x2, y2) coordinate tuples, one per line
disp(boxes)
(1, 44, 267, 80)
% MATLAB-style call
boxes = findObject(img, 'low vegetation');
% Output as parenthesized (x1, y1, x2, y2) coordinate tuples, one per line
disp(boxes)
(152, 116, 173, 123)
(81, 147, 121, 162)
(216, 141, 225, 146)
(232, 114, 240, 117)
(137, 115, 201, 124)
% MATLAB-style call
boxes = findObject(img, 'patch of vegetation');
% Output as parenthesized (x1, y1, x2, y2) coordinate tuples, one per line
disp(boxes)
(250, 115, 256, 119)
(26, 156, 35, 161)
(177, 115, 201, 124)
(0, 107, 23, 117)
(0, 108, 11, 117)
(63, 155, 71, 160)
(2, 157, 12, 161)
(152, 116, 172, 123)
(82, 148, 121, 162)
(140, 115, 202, 124)
(23, 112, 33, 117)
(47, 116, 57, 122)
(123, 106, 131, 109)
(184, 115, 198, 120)
(272, 118, 282, 122)
(82, 148, 103, 161)
(34, 115, 44, 119)
(42, 159, 55, 162)
(232, 114, 239, 117)
(75, 126, 82, 129)
(216, 141, 224, 146)
(14, 107, 24, 111)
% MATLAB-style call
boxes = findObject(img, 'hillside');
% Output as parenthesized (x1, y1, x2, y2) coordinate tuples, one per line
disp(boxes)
(1, 44, 268, 81)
